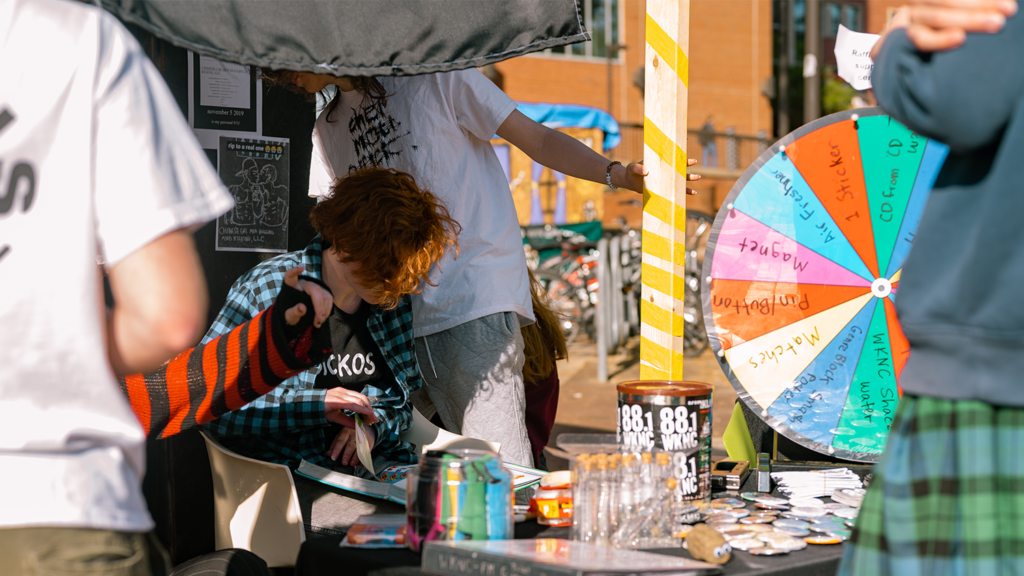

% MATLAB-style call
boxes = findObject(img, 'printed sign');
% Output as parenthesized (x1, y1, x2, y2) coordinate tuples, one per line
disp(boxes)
(199, 55, 250, 109)
(192, 53, 258, 132)
(186, 51, 262, 154)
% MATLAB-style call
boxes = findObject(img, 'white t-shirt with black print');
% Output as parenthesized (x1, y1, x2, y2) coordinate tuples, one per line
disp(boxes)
(308, 70, 533, 337)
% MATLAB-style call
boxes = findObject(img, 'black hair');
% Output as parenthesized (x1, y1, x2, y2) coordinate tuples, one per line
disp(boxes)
(260, 70, 388, 123)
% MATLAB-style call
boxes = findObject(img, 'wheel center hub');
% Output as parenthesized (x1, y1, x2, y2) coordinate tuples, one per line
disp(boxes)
(871, 278, 892, 299)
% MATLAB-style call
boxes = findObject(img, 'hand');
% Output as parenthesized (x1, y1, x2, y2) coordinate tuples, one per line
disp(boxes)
(328, 425, 377, 466)
(324, 387, 379, 427)
(617, 162, 648, 194)
(617, 158, 701, 195)
(872, 0, 1016, 58)
(906, 0, 1015, 51)
(282, 267, 333, 328)
(685, 158, 700, 195)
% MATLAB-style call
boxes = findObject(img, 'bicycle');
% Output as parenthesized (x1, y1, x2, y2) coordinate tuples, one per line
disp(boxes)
(617, 209, 714, 357)
(681, 210, 713, 357)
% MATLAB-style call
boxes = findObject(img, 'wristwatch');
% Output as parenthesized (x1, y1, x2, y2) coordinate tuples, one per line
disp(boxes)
(606, 161, 622, 189)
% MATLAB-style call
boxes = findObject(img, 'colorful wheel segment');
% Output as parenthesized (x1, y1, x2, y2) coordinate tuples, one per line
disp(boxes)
(701, 108, 949, 462)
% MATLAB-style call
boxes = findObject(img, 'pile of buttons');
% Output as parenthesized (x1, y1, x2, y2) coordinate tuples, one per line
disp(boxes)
(685, 491, 863, 556)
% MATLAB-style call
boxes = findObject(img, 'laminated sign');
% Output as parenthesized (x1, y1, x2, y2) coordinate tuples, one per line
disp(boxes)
(216, 136, 290, 253)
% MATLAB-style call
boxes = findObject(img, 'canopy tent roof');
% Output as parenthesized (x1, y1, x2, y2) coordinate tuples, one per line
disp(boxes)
(98, 0, 590, 76)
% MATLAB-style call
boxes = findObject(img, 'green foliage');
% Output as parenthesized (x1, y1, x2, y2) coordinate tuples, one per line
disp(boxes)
(823, 74, 859, 115)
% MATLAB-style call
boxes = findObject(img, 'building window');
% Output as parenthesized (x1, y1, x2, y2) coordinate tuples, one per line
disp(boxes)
(543, 0, 621, 60)
(823, 2, 862, 38)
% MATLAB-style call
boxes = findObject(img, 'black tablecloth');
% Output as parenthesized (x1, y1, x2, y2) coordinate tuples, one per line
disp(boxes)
(295, 521, 843, 576)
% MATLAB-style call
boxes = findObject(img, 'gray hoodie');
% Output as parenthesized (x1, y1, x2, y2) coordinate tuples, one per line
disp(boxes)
(873, 16, 1024, 405)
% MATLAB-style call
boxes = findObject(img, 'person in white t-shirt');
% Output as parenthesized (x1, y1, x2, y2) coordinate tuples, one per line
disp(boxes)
(0, 0, 235, 571)
(263, 68, 699, 466)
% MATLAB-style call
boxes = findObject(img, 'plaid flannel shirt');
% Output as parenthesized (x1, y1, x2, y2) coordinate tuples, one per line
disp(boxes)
(201, 236, 420, 469)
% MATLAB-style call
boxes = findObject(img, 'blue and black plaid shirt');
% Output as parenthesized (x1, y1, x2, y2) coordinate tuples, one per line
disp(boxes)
(202, 236, 420, 469)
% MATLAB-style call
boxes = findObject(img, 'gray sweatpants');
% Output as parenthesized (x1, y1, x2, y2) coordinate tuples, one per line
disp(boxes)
(412, 312, 534, 467)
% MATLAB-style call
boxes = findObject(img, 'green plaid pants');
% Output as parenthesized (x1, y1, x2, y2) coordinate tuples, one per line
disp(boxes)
(839, 395, 1024, 576)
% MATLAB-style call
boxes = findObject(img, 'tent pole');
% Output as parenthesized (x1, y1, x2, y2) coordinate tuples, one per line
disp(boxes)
(640, 0, 690, 381)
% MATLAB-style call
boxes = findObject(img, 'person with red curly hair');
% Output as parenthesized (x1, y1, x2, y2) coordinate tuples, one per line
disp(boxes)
(260, 67, 696, 467)
(201, 168, 459, 484)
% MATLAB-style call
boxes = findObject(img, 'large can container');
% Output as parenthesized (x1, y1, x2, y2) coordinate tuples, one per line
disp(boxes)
(616, 381, 712, 502)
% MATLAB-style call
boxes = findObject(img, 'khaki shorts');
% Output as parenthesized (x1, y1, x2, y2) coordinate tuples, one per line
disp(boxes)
(0, 526, 167, 576)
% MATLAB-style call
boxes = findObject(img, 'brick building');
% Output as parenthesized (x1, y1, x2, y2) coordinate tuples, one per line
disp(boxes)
(864, 0, 902, 34)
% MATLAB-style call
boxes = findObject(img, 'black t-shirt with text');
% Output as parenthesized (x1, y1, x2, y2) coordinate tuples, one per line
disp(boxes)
(314, 302, 395, 393)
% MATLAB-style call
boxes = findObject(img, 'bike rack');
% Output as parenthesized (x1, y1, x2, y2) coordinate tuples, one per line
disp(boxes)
(596, 234, 639, 383)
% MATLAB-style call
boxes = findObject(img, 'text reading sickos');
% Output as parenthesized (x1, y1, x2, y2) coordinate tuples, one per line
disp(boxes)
(320, 352, 377, 378)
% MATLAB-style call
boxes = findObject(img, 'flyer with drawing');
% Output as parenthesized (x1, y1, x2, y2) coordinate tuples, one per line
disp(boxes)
(216, 136, 290, 253)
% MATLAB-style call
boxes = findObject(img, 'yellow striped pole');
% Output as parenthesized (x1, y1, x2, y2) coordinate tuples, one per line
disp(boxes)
(640, 0, 690, 381)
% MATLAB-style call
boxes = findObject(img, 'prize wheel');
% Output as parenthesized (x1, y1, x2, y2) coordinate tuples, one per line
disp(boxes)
(701, 108, 949, 462)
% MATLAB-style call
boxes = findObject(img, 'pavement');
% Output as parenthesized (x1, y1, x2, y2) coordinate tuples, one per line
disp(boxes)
(546, 335, 738, 470)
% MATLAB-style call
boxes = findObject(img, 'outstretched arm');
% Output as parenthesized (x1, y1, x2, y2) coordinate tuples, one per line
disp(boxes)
(120, 268, 334, 439)
(105, 228, 208, 376)
(496, 109, 700, 194)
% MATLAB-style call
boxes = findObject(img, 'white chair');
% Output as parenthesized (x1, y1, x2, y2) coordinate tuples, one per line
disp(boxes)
(200, 432, 305, 568)
(199, 409, 498, 567)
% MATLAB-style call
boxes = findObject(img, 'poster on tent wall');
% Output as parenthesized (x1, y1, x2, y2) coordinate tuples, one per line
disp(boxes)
(216, 136, 290, 253)
(187, 51, 263, 168)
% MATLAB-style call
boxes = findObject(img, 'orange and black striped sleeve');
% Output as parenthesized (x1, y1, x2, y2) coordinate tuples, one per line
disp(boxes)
(119, 285, 331, 440)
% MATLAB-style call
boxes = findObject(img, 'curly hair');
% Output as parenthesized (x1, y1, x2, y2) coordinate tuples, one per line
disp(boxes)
(260, 69, 387, 123)
(310, 168, 460, 310)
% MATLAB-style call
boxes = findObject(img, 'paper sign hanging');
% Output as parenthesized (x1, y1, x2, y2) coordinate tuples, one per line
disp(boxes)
(187, 51, 263, 150)
(835, 24, 880, 91)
